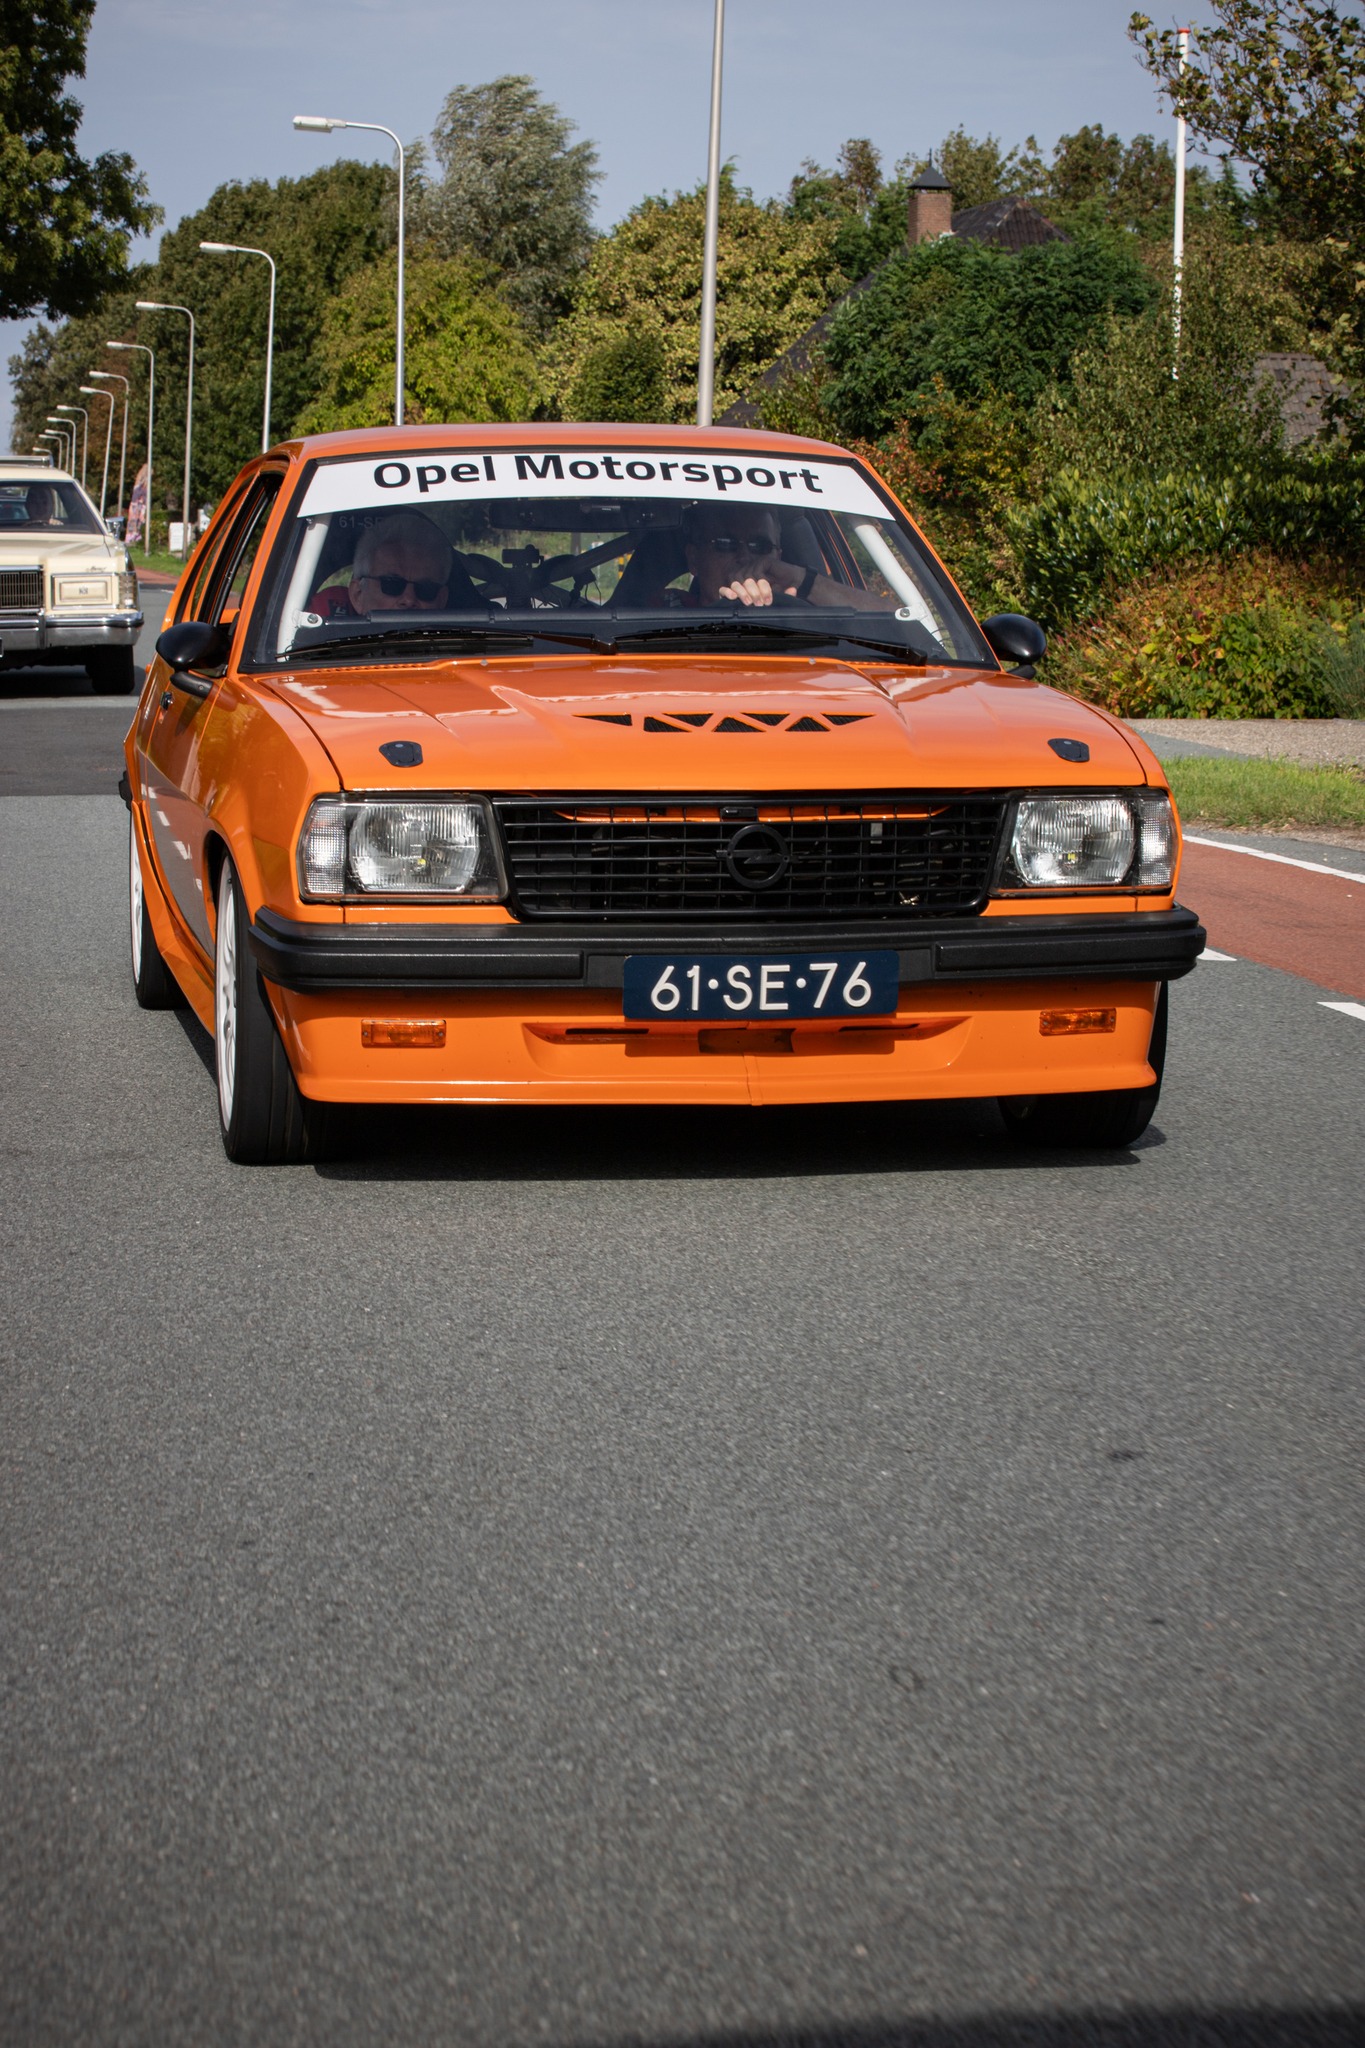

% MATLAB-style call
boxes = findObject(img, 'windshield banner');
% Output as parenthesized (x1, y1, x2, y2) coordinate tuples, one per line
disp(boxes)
(299, 448, 888, 521)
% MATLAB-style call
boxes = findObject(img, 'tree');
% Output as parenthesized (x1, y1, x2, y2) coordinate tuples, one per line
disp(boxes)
(297, 254, 540, 433)
(821, 234, 1154, 440)
(548, 175, 847, 423)
(0, 0, 159, 319)
(410, 76, 598, 334)
(1132, 2, 1365, 246)
(10, 162, 393, 509)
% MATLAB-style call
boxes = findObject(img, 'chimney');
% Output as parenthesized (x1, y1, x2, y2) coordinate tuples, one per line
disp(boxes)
(907, 158, 953, 245)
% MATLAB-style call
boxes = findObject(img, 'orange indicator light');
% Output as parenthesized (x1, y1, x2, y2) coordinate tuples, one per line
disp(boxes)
(361, 1019, 447, 1048)
(1039, 1008, 1117, 1036)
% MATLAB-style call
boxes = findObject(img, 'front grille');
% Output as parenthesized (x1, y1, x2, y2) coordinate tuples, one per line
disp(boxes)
(496, 795, 1008, 921)
(0, 567, 43, 612)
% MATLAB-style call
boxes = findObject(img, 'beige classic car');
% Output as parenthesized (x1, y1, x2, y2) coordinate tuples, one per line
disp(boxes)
(0, 458, 142, 692)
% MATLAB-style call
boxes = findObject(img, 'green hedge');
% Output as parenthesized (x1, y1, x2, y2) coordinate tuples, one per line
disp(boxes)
(1010, 462, 1365, 629)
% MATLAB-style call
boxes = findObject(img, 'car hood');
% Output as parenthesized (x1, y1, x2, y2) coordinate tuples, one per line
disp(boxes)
(268, 656, 1153, 792)
(0, 530, 120, 566)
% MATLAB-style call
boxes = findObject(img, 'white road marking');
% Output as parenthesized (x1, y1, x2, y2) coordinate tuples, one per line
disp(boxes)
(1199, 948, 1237, 962)
(1319, 1000, 1365, 1025)
(1185, 835, 1364, 884)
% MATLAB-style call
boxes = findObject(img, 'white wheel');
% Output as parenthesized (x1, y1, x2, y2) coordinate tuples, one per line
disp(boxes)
(129, 811, 181, 1009)
(212, 858, 327, 1163)
(214, 863, 239, 1129)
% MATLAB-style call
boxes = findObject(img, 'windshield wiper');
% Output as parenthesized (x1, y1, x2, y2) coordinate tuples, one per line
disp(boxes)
(606, 617, 944, 662)
(285, 623, 608, 661)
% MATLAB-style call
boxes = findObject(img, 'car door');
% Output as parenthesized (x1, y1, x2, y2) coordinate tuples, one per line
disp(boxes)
(139, 472, 282, 954)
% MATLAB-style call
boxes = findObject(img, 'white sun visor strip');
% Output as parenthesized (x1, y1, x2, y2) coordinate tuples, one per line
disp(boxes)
(298, 449, 889, 521)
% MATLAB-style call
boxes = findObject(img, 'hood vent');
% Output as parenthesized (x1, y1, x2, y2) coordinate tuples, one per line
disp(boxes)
(578, 711, 872, 734)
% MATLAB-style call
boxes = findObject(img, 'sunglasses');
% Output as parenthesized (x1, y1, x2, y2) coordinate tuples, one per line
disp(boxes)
(364, 571, 446, 601)
(706, 534, 777, 556)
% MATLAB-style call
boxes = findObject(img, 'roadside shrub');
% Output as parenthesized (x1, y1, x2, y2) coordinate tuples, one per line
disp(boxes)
(1310, 617, 1365, 716)
(1044, 551, 1359, 718)
(1009, 460, 1365, 629)
(822, 235, 1153, 440)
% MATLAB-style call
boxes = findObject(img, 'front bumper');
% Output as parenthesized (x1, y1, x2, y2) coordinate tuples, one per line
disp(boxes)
(249, 905, 1206, 994)
(0, 609, 143, 654)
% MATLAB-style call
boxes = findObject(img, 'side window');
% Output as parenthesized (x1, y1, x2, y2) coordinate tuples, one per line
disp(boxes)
(178, 473, 282, 626)
(214, 475, 282, 625)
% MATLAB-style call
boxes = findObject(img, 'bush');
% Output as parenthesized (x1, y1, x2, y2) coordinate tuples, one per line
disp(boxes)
(821, 235, 1153, 440)
(1010, 460, 1365, 628)
(1310, 618, 1365, 716)
(1044, 551, 1359, 718)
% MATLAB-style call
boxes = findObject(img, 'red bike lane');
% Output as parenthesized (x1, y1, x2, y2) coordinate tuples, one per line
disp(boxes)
(1180, 838, 1365, 1000)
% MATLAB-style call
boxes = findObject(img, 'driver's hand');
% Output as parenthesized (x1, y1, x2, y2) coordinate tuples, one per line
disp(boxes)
(717, 573, 799, 607)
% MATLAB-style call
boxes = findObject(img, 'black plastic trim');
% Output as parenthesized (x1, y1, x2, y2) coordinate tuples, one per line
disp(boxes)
(248, 905, 1205, 993)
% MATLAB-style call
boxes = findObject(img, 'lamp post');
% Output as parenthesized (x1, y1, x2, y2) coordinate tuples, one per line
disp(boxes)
(80, 385, 115, 516)
(108, 341, 155, 556)
(1172, 24, 1190, 375)
(38, 432, 63, 465)
(91, 370, 131, 527)
(294, 114, 405, 423)
(45, 417, 75, 467)
(57, 404, 88, 485)
(136, 302, 195, 559)
(199, 241, 278, 452)
(696, 0, 726, 427)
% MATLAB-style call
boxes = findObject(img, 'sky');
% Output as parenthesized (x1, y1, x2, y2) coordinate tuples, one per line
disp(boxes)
(5, 0, 1213, 450)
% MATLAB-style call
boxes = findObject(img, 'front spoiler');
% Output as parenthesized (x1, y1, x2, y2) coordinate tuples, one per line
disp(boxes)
(249, 905, 1206, 994)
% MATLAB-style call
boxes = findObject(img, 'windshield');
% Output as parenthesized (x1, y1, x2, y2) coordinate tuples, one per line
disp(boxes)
(0, 479, 104, 535)
(249, 446, 992, 669)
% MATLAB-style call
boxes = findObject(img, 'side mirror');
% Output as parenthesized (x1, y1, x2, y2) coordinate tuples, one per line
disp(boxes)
(981, 613, 1047, 677)
(156, 619, 231, 696)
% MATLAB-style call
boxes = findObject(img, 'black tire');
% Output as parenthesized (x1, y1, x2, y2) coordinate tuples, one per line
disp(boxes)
(998, 983, 1168, 1149)
(129, 811, 185, 1009)
(86, 646, 136, 694)
(214, 859, 329, 1164)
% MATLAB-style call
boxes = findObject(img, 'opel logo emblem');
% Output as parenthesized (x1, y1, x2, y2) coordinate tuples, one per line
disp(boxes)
(724, 822, 789, 890)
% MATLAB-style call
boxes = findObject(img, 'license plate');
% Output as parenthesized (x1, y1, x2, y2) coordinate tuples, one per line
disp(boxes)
(623, 950, 899, 1021)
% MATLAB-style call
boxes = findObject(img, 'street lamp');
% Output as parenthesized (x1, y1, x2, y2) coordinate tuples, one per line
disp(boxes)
(57, 403, 89, 485)
(136, 302, 196, 559)
(199, 241, 278, 452)
(108, 341, 155, 557)
(91, 370, 131, 527)
(80, 385, 114, 517)
(45, 417, 75, 467)
(696, 0, 726, 427)
(294, 114, 405, 424)
(38, 433, 64, 465)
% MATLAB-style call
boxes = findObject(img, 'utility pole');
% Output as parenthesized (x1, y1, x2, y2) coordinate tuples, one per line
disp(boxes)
(696, 0, 726, 427)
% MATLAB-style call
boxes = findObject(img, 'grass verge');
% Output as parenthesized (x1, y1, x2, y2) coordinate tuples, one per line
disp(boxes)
(131, 548, 189, 579)
(1166, 754, 1365, 834)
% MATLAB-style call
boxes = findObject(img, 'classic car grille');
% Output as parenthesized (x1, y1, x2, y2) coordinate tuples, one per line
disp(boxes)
(496, 796, 1008, 921)
(0, 567, 43, 612)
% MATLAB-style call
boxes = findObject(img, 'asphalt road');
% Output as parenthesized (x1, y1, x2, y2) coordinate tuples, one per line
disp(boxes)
(2, 707, 1363, 2048)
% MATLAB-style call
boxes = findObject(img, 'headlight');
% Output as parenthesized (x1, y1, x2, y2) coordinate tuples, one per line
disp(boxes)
(1004, 793, 1175, 890)
(298, 796, 506, 900)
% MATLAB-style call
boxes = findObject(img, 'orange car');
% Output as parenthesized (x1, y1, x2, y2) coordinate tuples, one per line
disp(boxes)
(124, 424, 1204, 1163)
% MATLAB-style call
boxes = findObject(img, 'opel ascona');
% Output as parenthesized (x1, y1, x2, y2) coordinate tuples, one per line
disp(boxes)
(125, 425, 1204, 1162)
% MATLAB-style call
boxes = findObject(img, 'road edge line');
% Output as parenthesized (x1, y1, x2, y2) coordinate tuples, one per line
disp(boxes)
(1184, 835, 1365, 885)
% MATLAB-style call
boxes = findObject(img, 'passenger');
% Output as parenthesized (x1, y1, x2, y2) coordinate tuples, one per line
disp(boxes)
(310, 511, 463, 618)
(23, 485, 57, 527)
(681, 503, 895, 610)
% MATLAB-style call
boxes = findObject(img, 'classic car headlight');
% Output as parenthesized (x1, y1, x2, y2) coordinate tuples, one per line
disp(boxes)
(298, 796, 506, 900)
(1005, 793, 1176, 890)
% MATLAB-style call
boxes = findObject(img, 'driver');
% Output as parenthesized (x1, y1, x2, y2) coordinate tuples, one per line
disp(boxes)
(681, 502, 894, 610)
(22, 485, 57, 527)
(310, 510, 465, 617)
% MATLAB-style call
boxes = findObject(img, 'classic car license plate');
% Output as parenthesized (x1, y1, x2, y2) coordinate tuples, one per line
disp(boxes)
(623, 950, 899, 1021)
